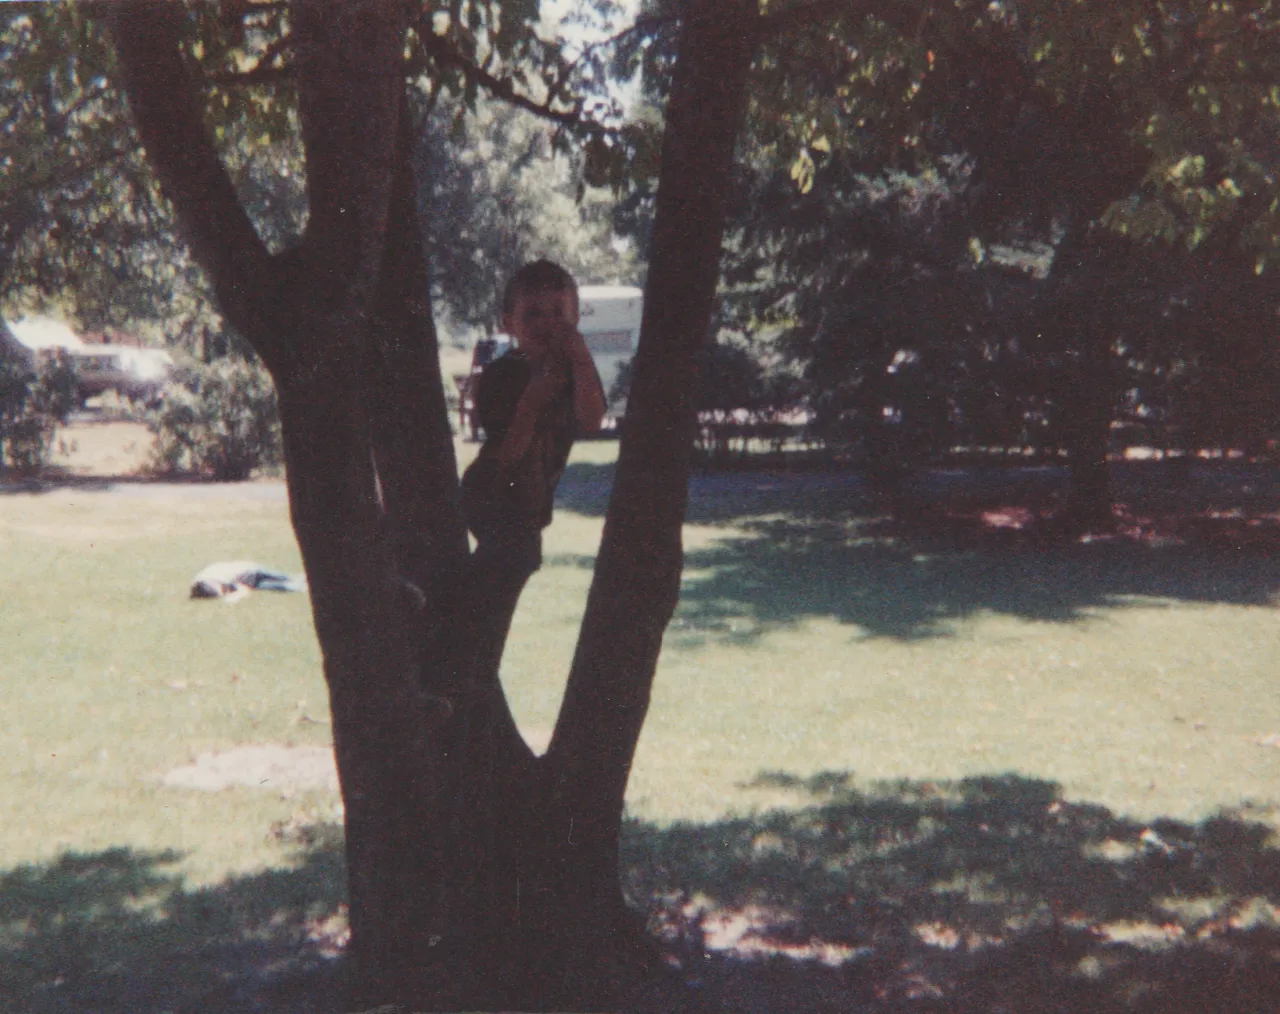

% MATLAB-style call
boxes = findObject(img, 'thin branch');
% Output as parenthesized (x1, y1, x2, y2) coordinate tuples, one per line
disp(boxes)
(413, 74, 442, 134)
(590, 11, 674, 53)
(548, 12, 675, 105)
(208, 62, 293, 87)
(106, 2, 285, 371)
(414, 24, 602, 134)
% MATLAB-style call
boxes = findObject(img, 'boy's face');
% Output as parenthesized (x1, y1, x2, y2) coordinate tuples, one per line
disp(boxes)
(503, 287, 579, 358)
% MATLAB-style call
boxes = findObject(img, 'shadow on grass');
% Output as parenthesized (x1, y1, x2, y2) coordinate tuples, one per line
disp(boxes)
(0, 470, 238, 495)
(5, 777, 1279, 1013)
(671, 518, 1280, 642)
(623, 772, 1280, 1013)
(0, 841, 347, 1014)
(558, 458, 1280, 527)
(557, 460, 876, 524)
(556, 459, 1280, 643)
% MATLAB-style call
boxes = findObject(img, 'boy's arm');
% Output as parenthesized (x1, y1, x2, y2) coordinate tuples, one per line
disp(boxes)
(564, 332, 606, 434)
(496, 332, 604, 470)
(496, 362, 565, 470)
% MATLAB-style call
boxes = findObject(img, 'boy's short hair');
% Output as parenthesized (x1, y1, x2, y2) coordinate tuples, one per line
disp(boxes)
(503, 259, 578, 316)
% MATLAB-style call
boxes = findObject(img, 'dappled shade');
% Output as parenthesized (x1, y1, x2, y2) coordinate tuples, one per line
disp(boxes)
(0, 845, 346, 1013)
(674, 514, 1280, 643)
(622, 773, 1280, 1013)
(558, 459, 1280, 642)
(5, 776, 1279, 1012)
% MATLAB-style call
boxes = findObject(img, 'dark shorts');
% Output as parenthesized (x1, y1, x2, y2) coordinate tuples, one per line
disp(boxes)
(462, 453, 545, 546)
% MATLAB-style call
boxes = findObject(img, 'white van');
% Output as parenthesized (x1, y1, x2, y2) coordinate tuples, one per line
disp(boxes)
(578, 285, 642, 416)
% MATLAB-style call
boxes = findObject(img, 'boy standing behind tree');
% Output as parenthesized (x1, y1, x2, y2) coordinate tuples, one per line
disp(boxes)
(432, 261, 604, 713)
(463, 259, 606, 572)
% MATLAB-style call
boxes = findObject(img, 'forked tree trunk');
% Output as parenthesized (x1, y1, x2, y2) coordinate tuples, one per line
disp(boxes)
(110, 1, 757, 1009)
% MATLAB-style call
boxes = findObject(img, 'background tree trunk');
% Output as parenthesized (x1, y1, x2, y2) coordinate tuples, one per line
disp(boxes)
(1049, 227, 1118, 534)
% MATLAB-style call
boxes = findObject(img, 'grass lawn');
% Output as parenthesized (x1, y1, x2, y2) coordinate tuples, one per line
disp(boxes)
(531, 445, 1280, 830)
(0, 482, 327, 883)
(3, 435, 1280, 1011)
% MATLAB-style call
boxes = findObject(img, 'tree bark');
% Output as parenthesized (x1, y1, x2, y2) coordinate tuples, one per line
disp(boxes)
(1048, 226, 1117, 534)
(110, 0, 759, 1008)
(541, 0, 759, 996)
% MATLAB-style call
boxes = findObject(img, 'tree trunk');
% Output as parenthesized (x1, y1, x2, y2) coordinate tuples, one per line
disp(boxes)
(545, 0, 759, 991)
(1048, 227, 1116, 534)
(110, 0, 757, 1008)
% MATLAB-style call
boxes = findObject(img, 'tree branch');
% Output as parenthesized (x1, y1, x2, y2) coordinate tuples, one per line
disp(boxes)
(413, 24, 595, 133)
(548, 12, 676, 106)
(548, 0, 761, 891)
(106, 2, 286, 370)
(208, 63, 293, 87)
(293, 0, 407, 307)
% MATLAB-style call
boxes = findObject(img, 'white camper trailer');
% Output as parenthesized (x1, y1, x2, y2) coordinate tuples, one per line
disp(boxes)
(577, 285, 642, 417)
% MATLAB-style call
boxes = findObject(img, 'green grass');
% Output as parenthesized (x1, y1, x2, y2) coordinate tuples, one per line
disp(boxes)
(0, 486, 327, 884)
(3, 447, 1280, 883)
(520, 449, 1280, 830)
(4, 446, 1280, 1010)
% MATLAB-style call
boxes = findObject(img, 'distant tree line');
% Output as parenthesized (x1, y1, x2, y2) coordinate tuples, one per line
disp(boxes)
(609, 0, 1279, 529)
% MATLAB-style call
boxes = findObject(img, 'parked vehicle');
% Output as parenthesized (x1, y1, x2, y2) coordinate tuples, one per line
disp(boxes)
(1, 317, 174, 405)
(578, 284, 642, 419)
(0, 317, 85, 369)
(72, 346, 174, 404)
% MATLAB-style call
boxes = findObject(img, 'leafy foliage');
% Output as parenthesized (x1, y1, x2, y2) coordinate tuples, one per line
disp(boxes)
(1, 2, 641, 351)
(0, 352, 77, 472)
(0, 6, 173, 324)
(700, 0, 1280, 475)
(417, 97, 637, 335)
(146, 356, 281, 481)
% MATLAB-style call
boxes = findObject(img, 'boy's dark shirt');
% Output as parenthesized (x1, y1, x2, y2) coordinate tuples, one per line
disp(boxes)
(462, 349, 579, 545)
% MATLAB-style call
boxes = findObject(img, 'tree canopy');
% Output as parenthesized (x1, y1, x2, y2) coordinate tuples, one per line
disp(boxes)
(0, 0, 639, 348)
(700, 0, 1280, 518)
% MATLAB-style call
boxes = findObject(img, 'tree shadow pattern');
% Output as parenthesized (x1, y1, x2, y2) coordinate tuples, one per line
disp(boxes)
(557, 458, 1280, 530)
(5, 461, 1279, 1010)
(0, 837, 347, 1014)
(4, 777, 1278, 1012)
(556, 460, 1280, 644)
(623, 773, 1280, 1013)
(671, 516, 1280, 644)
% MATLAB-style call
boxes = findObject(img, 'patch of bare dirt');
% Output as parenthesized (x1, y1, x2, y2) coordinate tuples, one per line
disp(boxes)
(49, 419, 156, 477)
(161, 727, 552, 795)
(163, 745, 339, 792)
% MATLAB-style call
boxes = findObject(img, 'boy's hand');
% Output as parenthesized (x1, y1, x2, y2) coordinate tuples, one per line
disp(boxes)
(524, 351, 571, 411)
(557, 325, 594, 365)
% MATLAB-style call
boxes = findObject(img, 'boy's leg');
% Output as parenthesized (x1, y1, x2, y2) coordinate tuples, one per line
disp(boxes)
(468, 533, 540, 647)
(422, 532, 541, 715)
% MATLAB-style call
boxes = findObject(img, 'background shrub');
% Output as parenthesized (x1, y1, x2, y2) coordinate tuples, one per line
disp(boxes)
(0, 354, 78, 472)
(147, 357, 281, 480)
